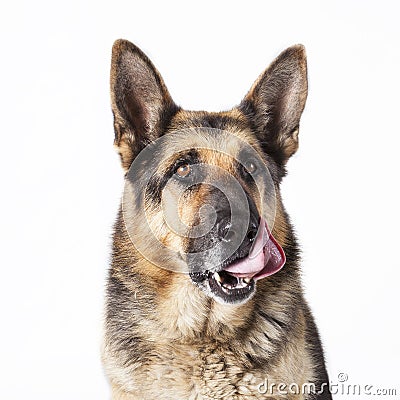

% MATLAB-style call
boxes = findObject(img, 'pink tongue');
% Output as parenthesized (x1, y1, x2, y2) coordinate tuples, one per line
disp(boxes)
(222, 218, 286, 281)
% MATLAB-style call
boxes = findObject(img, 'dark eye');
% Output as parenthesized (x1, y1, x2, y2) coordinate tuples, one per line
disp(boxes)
(243, 160, 257, 175)
(175, 163, 191, 178)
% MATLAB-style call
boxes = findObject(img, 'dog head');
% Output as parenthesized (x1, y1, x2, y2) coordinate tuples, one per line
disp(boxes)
(110, 40, 307, 305)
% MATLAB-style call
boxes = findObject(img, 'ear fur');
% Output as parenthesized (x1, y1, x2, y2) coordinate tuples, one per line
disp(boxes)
(110, 39, 178, 170)
(239, 45, 308, 164)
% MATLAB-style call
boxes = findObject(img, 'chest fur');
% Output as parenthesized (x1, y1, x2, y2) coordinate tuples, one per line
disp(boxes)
(104, 338, 315, 400)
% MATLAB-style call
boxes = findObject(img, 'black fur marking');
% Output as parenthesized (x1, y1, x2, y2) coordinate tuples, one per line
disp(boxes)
(192, 114, 249, 131)
(258, 310, 287, 331)
(303, 304, 332, 399)
(244, 352, 264, 367)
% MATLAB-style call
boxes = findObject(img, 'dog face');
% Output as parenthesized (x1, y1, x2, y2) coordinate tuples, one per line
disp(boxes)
(110, 40, 307, 305)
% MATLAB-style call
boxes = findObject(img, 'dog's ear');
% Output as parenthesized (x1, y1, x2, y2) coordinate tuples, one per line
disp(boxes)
(240, 45, 308, 164)
(110, 39, 178, 171)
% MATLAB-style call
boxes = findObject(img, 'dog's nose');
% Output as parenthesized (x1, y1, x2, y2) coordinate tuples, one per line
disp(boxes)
(217, 216, 258, 244)
(247, 225, 258, 242)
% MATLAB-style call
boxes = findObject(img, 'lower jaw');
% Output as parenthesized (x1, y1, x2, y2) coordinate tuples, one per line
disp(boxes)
(206, 274, 256, 304)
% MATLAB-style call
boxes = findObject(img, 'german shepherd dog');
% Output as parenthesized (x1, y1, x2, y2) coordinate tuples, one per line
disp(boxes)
(103, 39, 332, 400)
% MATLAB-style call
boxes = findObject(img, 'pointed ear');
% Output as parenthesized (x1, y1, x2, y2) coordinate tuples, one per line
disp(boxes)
(110, 40, 178, 170)
(239, 45, 308, 164)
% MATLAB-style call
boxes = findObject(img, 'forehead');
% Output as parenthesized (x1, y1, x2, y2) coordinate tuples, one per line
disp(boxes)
(163, 109, 264, 164)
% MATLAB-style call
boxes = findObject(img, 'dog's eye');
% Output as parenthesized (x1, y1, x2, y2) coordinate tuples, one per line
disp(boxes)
(243, 161, 257, 175)
(246, 161, 257, 174)
(175, 163, 191, 178)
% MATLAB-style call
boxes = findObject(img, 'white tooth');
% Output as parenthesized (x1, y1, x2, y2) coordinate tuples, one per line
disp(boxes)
(243, 277, 251, 284)
(214, 272, 222, 283)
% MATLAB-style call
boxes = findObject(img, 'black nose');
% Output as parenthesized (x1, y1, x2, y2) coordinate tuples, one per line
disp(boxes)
(247, 225, 258, 242)
(217, 215, 258, 245)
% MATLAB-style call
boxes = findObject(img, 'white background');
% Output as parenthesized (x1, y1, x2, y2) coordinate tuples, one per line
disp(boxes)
(1, 1, 399, 399)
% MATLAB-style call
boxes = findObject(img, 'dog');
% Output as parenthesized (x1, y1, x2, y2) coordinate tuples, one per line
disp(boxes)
(102, 39, 332, 400)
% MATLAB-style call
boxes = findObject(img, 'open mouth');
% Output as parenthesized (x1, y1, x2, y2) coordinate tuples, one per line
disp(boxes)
(208, 269, 256, 301)
(200, 218, 286, 304)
